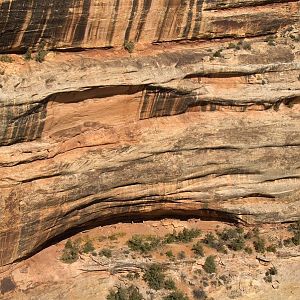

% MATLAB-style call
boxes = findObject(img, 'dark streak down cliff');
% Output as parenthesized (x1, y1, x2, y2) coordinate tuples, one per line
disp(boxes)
(0, 0, 299, 267)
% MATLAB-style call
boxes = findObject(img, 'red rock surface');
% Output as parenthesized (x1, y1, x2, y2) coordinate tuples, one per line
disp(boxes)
(0, 0, 299, 267)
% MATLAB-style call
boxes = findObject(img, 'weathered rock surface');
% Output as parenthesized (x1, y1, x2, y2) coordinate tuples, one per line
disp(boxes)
(0, 0, 299, 52)
(0, 0, 300, 267)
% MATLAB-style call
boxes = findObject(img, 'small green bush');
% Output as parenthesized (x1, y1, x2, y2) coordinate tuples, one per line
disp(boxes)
(82, 240, 95, 253)
(0, 55, 13, 63)
(253, 237, 266, 253)
(265, 36, 276, 46)
(124, 40, 135, 53)
(166, 250, 174, 258)
(193, 288, 207, 300)
(192, 241, 204, 257)
(267, 266, 278, 276)
(35, 40, 48, 62)
(203, 256, 216, 274)
(61, 239, 79, 263)
(228, 236, 245, 251)
(24, 48, 32, 61)
(177, 251, 186, 260)
(99, 248, 112, 258)
(242, 41, 251, 50)
(264, 274, 272, 283)
(163, 290, 189, 300)
(143, 264, 165, 290)
(164, 228, 201, 244)
(213, 49, 223, 58)
(164, 278, 176, 290)
(244, 246, 253, 254)
(107, 285, 143, 300)
(126, 272, 140, 280)
(202, 232, 217, 247)
(291, 232, 300, 246)
(266, 245, 277, 253)
(35, 50, 48, 62)
(127, 235, 161, 253)
(227, 42, 237, 49)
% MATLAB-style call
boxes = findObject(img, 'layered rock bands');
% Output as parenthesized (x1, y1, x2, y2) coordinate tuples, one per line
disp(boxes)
(0, 0, 299, 266)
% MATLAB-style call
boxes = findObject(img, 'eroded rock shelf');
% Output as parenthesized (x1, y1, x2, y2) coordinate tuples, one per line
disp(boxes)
(0, 0, 299, 267)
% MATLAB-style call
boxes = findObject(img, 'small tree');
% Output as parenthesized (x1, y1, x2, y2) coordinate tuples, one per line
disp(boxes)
(124, 41, 135, 53)
(164, 278, 176, 290)
(61, 239, 79, 263)
(203, 256, 216, 274)
(253, 237, 266, 253)
(82, 240, 95, 253)
(24, 48, 32, 61)
(163, 290, 189, 300)
(143, 264, 165, 290)
(192, 241, 204, 257)
(107, 285, 143, 300)
(193, 288, 207, 300)
(99, 248, 112, 258)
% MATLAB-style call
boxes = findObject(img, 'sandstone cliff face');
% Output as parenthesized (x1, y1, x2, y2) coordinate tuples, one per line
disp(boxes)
(0, 0, 300, 267)
(0, 0, 299, 52)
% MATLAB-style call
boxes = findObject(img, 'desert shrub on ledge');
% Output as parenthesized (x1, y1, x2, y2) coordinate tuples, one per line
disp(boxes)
(107, 285, 143, 300)
(61, 239, 80, 263)
(127, 235, 161, 253)
(203, 256, 217, 274)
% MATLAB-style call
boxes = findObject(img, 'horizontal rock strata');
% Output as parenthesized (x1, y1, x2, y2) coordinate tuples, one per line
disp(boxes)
(0, 0, 299, 267)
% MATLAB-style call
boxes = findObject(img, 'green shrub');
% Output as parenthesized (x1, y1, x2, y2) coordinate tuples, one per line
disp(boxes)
(0, 55, 13, 63)
(24, 48, 32, 61)
(265, 36, 276, 46)
(213, 49, 223, 58)
(107, 285, 143, 300)
(35, 49, 48, 62)
(228, 236, 245, 251)
(291, 232, 300, 245)
(124, 41, 135, 53)
(126, 272, 140, 281)
(283, 238, 294, 247)
(202, 233, 217, 247)
(166, 250, 174, 258)
(143, 264, 165, 290)
(61, 239, 79, 263)
(127, 235, 161, 253)
(267, 266, 278, 276)
(242, 41, 251, 50)
(99, 248, 112, 258)
(244, 246, 253, 254)
(163, 290, 189, 300)
(227, 42, 237, 49)
(263, 266, 278, 283)
(108, 232, 126, 240)
(164, 228, 201, 244)
(203, 256, 216, 274)
(288, 221, 300, 245)
(202, 232, 226, 253)
(266, 245, 277, 253)
(164, 278, 176, 290)
(192, 288, 207, 300)
(35, 40, 48, 62)
(177, 251, 186, 260)
(82, 240, 95, 253)
(253, 237, 266, 253)
(192, 241, 204, 257)
(264, 274, 272, 283)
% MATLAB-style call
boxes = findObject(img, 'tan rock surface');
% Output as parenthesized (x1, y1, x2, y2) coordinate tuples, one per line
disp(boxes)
(0, 1, 299, 267)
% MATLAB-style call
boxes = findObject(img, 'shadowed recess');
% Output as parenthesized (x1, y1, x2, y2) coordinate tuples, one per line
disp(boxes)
(15, 208, 241, 264)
